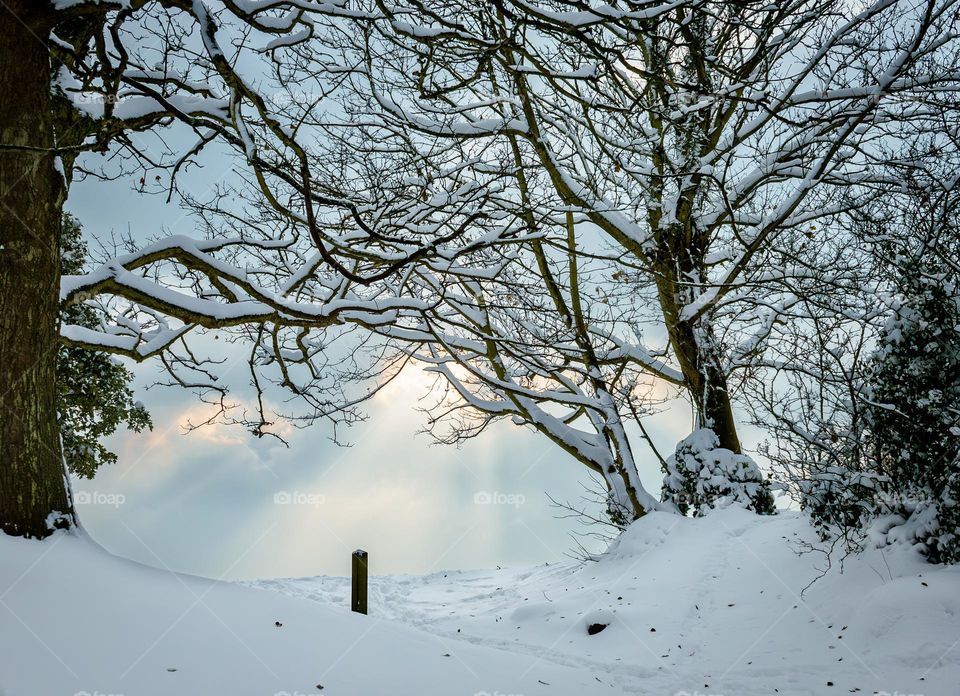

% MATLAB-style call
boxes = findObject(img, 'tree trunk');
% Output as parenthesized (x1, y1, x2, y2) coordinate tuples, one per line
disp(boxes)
(654, 255, 742, 455)
(669, 317, 742, 453)
(0, 2, 74, 538)
(599, 414, 654, 522)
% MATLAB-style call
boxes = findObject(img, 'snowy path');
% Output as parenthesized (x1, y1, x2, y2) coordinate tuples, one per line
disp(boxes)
(254, 509, 960, 696)
(258, 565, 665, 693)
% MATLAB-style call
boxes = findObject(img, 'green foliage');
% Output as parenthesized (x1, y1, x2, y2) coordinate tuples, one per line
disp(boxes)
(793, 176, 960, 563)
(799, 466, 884, 546)
(58, 215, 151, 478)
(865, 253, 960, 563)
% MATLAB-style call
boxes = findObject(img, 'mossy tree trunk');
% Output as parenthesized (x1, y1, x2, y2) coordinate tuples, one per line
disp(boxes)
(0, 2, 75, 538)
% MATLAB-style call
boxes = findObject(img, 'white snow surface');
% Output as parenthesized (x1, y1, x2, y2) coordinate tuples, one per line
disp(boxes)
(2, 508, 959, 695)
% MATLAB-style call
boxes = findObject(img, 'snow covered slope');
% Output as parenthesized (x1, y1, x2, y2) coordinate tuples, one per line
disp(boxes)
(255, 509, 960, 696)
(0, 532, 607, 696)
(2, 509, 958, 695)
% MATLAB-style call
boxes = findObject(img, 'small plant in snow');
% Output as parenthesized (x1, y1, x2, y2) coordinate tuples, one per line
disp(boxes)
(662, 429, 776, 517)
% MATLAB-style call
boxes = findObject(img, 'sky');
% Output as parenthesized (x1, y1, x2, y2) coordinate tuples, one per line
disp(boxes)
(74, 359, 690, 581)
(63, 133, 700, 582)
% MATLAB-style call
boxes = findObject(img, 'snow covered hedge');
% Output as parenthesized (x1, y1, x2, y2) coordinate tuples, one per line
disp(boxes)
(798, 249, 960, 563)
(861, 265, 960, 563)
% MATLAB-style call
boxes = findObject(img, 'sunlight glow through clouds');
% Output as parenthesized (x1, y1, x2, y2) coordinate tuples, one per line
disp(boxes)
(77, 360, 609, 579)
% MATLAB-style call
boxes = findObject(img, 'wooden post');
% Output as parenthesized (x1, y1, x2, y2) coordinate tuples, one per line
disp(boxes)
(351, 549, 368, 615)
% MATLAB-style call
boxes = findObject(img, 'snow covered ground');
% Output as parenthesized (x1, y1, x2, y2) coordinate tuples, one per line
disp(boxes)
(2, 508, 958, 695)
(252, 509, 960, 695)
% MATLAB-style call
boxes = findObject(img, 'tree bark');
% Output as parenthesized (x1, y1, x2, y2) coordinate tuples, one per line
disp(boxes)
(654, 248, 742, 455)
(0, 2, 74, 538)
(668, 315, 742, 454)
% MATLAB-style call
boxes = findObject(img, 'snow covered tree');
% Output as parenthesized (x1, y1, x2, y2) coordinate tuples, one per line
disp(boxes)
(750, 156, 960, 558)
(58, 215, 152, 479)
(2, 1, 78, 537)
(4, 0, 959, 539)
(862, 176, 960, 562)
(1, 1, 507, 538)
(866, 262, 960, 561)
(300, 0, 960, 520)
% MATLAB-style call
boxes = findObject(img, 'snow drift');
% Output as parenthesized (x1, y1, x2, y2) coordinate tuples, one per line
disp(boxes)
(2, 509, 958, 695)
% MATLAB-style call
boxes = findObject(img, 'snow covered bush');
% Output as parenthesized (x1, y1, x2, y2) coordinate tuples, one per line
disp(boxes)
(744, 171, 960, 563)
(662, 429, 776, 517)
(799, 466, 887, 544)
(863, 257, 960, 563)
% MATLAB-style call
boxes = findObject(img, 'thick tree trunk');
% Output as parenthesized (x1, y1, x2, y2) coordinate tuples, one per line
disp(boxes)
(654, 254, 742, 455)
(668, 317, 742, 453)
(0, 3, 74, 538)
